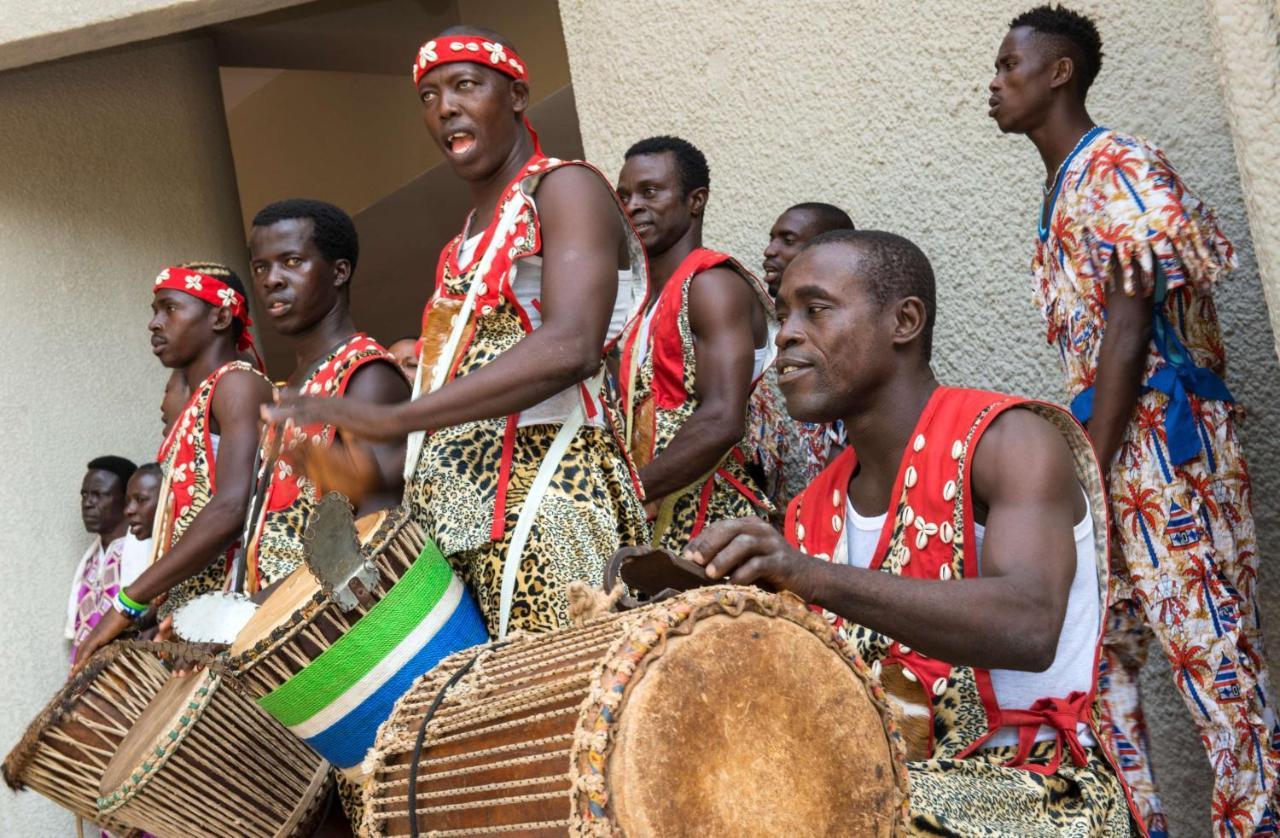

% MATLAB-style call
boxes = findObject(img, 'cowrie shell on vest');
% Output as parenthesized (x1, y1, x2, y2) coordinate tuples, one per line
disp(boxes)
(902, 668, 918, 682)
(832, 489, 841, 507)
(902, 505, 916, 527)
(831, 514, 842, 533)
(939, 564, 953, 580)
(942, 480, 957, 502)
(796, 523, 806, 541)
(898, 643, 911, 654)
(904, 466, 918, 488)
(913, 434, 926, 452)
(932, 677, 947, 696)
(951, 440, 963, 459)
(870, 660, 882, 680)
(939, 522, 955, 543)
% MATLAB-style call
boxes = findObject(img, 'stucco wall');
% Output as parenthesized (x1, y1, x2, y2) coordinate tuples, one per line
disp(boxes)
(0, 35, 247, 835)
(559, 1, 1280, 834)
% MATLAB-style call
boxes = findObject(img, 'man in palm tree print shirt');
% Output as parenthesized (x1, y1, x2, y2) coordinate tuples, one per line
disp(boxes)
(990, 5, 1279, 836)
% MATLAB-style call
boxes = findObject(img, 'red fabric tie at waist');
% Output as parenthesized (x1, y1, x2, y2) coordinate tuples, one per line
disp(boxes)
(999, 690, 1092, 775)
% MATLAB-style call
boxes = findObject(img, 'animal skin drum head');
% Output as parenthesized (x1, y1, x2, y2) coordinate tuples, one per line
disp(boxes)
(171, 591, 259, 645)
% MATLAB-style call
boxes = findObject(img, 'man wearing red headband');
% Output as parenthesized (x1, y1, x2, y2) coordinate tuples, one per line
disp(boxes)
(615, 135, 777, 554)
(73, 262, 273, 668)
(243, 199, 408, 593)
(267, 27, 647, 640)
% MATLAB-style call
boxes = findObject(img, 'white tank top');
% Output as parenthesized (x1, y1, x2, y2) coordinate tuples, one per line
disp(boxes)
(843, 491, 1099, 747)
(457, 234, 634, 428)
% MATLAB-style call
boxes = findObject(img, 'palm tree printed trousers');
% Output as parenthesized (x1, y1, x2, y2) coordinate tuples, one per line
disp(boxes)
(1100, 397, 1278, 837)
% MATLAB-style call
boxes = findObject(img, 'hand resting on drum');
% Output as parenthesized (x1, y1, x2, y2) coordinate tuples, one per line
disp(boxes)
(685, 409, 1082, 674)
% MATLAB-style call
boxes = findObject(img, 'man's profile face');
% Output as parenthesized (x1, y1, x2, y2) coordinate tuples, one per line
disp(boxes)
(774, 244, 891, 423)
(988, 27, 1056, 135)
(81, 469, 125, 537)
(249, 218, 345, 338)
(616, 151, 696, 256)
(149, 290, 217, 370)
(763, 208, 825, 297)
(124, 470, 161, 540)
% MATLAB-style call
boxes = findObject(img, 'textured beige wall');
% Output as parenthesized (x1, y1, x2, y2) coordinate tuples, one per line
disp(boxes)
(0, 35, 247, 835)
(1206, 0, 1280, 362)
(559, 1, 1280, 834)
(0, 0, 309, 72)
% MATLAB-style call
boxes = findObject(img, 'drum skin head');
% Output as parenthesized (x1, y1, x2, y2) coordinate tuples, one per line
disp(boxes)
(608, 611, 901, 837)
(228, 564, 321, 658)
(99, 670, 211, 796)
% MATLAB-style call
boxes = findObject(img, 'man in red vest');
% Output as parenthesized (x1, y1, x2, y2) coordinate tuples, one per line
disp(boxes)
(616, 136, 776, 553)
(686, 230, 1140, 834)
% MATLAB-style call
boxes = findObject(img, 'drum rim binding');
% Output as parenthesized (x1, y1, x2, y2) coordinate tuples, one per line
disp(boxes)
(563, 584, 912, 832)
(97, 668, 225, 815)
(225, 507, 413, 675)
(2, 640, 217, 790)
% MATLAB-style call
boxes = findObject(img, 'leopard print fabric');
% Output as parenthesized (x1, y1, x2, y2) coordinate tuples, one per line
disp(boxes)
(406, 171, 648, 635)
(906, 741, 1136, 836)
(630, 270, 773, 554)
(253, 338, 394, 588)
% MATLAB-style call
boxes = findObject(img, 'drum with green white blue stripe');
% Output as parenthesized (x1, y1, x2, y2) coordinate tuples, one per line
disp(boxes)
(226, 512, 489, 778)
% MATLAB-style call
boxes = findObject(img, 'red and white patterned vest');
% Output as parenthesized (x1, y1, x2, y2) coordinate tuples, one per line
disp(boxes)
(785, 386, 1114, 775)
(244, 333, 395, 592)
(153, 360, 271, 615)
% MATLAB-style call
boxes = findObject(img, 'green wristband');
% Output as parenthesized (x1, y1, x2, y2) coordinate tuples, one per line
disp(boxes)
(118, 589, 149, 613)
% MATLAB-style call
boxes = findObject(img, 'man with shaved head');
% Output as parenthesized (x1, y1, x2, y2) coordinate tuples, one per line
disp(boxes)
(687, 229, 1140, 834)
(991, 7, 1277, 833)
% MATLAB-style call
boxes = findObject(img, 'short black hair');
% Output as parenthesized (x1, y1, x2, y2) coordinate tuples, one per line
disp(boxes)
(179, 261, 249, 345)
(786, 202, 855, 235)
(804, 229, 937, 361)
(1010, 5, 1103, 96)
(131, 462, 162, 483)
(251, 199, 360, 280)
(624, 136, 710, 196)
(87, 456, 137, 488)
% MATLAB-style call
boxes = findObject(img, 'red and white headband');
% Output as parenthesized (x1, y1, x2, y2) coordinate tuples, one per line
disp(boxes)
(411, 35, 528, 86)
(153, 266, 256, 354)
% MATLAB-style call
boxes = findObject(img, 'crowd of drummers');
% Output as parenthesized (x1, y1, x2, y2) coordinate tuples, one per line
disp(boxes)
(12, 4, 1277, 836)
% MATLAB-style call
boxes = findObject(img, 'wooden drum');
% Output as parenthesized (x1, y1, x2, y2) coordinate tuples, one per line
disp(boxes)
(2, 642, 170, 830)
(226, 507, 487, 779)
(96, 667, 330, 837)
(363, 585, 909, 837)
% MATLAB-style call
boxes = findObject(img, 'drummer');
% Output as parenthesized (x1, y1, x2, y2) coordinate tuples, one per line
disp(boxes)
(266, 26, 648, 639)
(685, 230, 1141, 834)
(74, 263, 274, 669)
(243, 199, 408, 592)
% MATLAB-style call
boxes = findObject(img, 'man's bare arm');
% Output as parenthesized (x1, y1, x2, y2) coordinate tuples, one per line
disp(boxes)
(685, 409, 1080, 671)
(340, 359, 410, 514)
(638, 267, 760, 501)
(126, 369, 273, 602)
(1085, 264, 1151, 470)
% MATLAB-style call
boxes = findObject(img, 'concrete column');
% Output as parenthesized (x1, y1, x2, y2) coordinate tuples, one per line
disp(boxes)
(0, 34, 245, 835)
(1206, 0, 1280, 361)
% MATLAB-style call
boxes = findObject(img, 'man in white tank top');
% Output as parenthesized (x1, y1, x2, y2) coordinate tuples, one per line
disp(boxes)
(684, 230, 1140, 834)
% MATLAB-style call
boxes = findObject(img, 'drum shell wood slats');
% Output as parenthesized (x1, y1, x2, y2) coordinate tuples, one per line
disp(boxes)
(227, 511, 423, 700)
(363, 585, 909, 837)
(2, 642, 170, 830)
(97, 669, 331, 838)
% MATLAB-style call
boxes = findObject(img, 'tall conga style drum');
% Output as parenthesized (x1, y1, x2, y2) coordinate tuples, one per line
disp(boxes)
(226, 507, 488, 779)
(363, 585, 909, 837)
(96, 667, 331, 837)
(2, 642, 170, 830)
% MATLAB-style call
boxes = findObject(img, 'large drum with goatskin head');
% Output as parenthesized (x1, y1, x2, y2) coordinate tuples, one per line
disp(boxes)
(362, 585, 909, 837)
